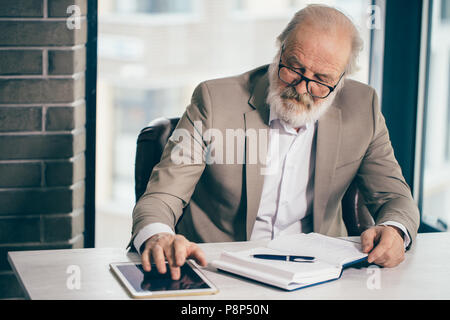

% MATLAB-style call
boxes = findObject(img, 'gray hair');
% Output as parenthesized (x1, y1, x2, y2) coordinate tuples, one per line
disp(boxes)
(277, 4, 363, 75)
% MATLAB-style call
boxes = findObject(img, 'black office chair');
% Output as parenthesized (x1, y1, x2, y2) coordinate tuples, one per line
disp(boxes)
(134, 117, 375, 236)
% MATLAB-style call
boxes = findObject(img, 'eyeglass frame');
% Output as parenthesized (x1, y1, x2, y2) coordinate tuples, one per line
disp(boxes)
(277, 44, 345, 99)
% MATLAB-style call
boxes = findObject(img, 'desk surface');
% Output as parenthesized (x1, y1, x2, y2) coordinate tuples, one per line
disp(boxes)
(8, 232, 450, 300)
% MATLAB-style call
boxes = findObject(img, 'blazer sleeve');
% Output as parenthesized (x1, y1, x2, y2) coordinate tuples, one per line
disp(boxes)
(355, 89, 420, 248)
(130, 82, 213, 246)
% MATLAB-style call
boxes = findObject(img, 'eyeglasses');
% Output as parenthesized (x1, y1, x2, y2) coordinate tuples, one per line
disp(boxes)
(278, 45, 345, 99)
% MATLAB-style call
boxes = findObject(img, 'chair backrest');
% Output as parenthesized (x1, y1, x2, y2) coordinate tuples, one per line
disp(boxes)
(134, 117, 374, 236)
(342, 179, 375, 236)
(135, 117, 180, 202)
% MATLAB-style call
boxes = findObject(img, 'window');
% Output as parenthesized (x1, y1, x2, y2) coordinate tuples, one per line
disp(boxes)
(441, 0, 450, 21)
(111, 0, 194, 14)
(96, 0, 374, 247)
(112, 86, 187, 202)
(420, 0, 450, 231)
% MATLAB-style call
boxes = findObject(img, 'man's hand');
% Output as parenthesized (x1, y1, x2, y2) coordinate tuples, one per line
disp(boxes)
(360, 225, 405, 268)
(141, 233, 207, 280)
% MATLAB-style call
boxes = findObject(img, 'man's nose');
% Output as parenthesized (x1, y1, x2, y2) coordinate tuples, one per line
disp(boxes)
(295, 79, 308, 95)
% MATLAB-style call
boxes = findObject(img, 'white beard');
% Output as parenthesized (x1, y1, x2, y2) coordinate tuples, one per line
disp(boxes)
(266, 60, 342, 128)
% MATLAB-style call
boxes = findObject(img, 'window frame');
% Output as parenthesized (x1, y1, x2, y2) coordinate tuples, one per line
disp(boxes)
(85, 0, 98, 247)
(414, 0, 448, 232)
(380, 0, 445, 232)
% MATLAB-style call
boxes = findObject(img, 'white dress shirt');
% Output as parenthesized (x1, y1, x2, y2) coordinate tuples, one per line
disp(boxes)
(134, 105, 410, 252)
(249, 106, 316, 241)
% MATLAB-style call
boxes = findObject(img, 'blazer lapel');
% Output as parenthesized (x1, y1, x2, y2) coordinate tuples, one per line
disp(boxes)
(244, 72, 270, 240)
(313, 104, 342, 234)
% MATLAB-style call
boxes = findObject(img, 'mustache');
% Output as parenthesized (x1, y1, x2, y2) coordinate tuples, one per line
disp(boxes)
(280, 86, 314, 105)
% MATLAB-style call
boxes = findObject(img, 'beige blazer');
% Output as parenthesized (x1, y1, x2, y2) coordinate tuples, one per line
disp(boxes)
(131, 65, 420, 247)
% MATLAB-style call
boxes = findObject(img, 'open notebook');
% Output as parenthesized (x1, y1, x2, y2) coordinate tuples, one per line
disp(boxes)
(210, 233, 368, 291)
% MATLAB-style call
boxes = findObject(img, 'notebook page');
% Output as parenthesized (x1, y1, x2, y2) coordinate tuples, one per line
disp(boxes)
(220, 247, 339, 277)
(267, 233, 367, 266)
(211, 247, 340, 289)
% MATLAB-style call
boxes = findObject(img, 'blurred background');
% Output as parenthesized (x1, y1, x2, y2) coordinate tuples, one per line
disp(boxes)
(95, 0, 374, 247)
(93, 0, 450, 248)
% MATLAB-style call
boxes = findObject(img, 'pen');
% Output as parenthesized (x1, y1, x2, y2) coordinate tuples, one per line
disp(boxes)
(252, 254, 315, 263)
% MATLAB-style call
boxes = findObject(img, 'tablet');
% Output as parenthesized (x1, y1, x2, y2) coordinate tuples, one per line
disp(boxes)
(110, 260, 219, 298)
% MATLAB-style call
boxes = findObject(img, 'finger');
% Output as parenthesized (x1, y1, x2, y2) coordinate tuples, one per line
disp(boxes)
(141, 246, 152, 272)
(162, 241, 177, 267)
(380, 242, 405, 268)
(162, 244, 182, 280)
(383, 258, 398, 268)
(374, 259, 388, 267)
(169, 266, 181, 281)
(187, 243, 208, 267)
(151, 245, 167, 274)
(372, 251, 388, 266)
(173, 237, 188, 267)
(368, 241, 390, 264)
(371, 233, 405, 266)
(360, 228, 377, 253)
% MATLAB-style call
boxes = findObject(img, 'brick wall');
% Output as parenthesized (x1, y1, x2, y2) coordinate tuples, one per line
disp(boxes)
(0, 0, 88, 299)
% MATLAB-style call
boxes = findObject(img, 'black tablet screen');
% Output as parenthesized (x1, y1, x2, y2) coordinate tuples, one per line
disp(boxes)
(116, 263, 211, 293)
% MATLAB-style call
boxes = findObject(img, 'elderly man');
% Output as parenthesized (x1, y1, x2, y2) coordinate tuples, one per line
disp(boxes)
(130, 5, 420, 280)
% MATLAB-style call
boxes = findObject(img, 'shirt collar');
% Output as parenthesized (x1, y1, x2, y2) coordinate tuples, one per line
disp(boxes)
(268, 103, 278, 124)
(269, 103, 314, 134)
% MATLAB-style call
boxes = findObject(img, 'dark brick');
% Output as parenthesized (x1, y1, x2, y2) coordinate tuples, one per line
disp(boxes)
(48, 0, 87, 17)
(0, 189, 70, 216)
(0, 20, 87, 46)
(48, 47, 86, 75)
(0, 216, 41, 244)
(0, 183, 84, 216)
(0, 162, 41, 188)
(0, 50, 42, 75)
(0, 272, 25, 299)
(46, 103, 86, 131)
(0, 131, 85, 160)
(45, 154, 85, 186)
(42, 210, 84, 242)
(0, 0, 43, 18)
(0, 106, 42, 132)
(0, 77, 85, 104)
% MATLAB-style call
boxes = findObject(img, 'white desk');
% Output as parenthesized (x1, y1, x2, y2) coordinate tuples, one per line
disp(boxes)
(7, 232, 450, 300)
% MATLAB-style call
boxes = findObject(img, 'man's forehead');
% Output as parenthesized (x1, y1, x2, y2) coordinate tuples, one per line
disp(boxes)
(284, 26, 351, 76)
(284, 45, 340, 78)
